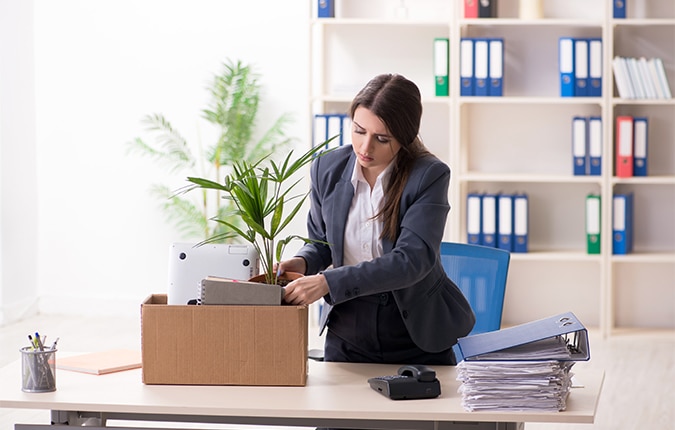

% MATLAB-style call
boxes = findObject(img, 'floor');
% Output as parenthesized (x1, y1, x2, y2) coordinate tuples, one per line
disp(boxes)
(1, 313, 674, 430)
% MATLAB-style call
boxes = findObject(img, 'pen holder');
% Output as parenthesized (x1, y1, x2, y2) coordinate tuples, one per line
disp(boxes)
(20, 347, 57, 393)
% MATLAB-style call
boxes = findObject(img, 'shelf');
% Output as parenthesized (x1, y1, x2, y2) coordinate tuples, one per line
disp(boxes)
(310, 0, 675, 335)
(611, 98, 675, 106)
(510, 251, 603, 262)
(461, 173, 603, 184)
(611, 18, 675, 26)
(611, 252, 675, 263)
(312, 18, 449, 27)
(460, 18, 603, 27)
(611, 176, 675, 185)
(459, 96, 603, 105)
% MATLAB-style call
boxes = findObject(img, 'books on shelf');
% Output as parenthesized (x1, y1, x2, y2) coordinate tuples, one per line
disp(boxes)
(585, 194, 601, 255)
(612, 56, 672, 99)
(572, 116, 603, 176)
(466, 192, 528, 252)
(559, 37, 603, 97)
(615, 115, 649, 177)
(459, 37, 504, 97)
(313, 113, 350, 149)
(612, 192, 634, 255)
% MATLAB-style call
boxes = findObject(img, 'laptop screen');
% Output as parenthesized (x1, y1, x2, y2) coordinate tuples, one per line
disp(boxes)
(167, 242, 259, 305)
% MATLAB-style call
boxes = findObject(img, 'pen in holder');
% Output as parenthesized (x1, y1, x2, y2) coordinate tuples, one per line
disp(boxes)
(20, 346, 57, 392)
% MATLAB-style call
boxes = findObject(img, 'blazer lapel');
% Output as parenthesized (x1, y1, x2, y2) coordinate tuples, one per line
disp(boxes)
(330, 154, 356, 267)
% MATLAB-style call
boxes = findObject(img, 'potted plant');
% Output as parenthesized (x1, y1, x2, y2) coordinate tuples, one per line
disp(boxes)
(127, 59, 293, 242)
(180, 137, 336, 286)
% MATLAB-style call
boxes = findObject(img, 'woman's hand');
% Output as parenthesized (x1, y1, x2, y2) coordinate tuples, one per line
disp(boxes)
(274, 257, 307, 277)
(283, 273, 329, 306)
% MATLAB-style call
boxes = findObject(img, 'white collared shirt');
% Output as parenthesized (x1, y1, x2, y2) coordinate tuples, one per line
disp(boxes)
(343, 162, 392, 266)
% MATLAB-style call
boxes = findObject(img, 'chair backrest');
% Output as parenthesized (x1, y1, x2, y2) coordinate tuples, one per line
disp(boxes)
(440, 242, 510, 336)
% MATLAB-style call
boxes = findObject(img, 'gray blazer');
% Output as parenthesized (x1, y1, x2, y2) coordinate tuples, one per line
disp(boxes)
(295, 145, 475, 353)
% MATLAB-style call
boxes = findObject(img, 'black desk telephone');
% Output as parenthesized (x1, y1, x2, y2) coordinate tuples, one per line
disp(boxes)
(367, 365, 441, 400)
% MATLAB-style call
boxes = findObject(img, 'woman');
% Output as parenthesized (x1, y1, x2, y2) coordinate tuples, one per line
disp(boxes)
(279, 74, 475, 365)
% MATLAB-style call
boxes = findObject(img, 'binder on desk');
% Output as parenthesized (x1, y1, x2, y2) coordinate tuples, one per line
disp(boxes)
(434, 38, 450, 96)
(589, 38, 603, 97)
(572, 116, 588, 175)
(613, 0, 626, 18)
(513, 193, 528, 253)
(474, 39, 489, 96)
(559, 37, 575, 97)
(497, 194, 513, 251)
(467, 192, 483, 245)
(612, 193, 634, 255)
(574, 39, 589, 97)
(481, 192, 497, 247)
(586, 194, 601, 255)
(588, 116, 603, 176)
(460, 38, 474, 96)
(633, 117, 648, 176)
(488, 38, 504, 96)
(464, 0, 478, 18)
(317, 0, 334, 18)
(615, 115, 634, 177)
(457, 312, 591, 362)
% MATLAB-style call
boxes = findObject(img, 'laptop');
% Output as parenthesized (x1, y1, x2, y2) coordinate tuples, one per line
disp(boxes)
(167, 242, 259, 305)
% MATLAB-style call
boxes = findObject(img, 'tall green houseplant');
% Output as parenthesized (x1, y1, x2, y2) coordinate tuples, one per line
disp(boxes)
(127, 59, 293, 241)
(182, 139, 337, 286)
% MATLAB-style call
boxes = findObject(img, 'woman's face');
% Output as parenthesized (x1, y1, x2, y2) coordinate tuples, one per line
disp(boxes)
(351, 106, 401, 181)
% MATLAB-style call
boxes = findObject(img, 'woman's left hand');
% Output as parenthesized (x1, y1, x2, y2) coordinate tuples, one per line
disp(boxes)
(282, 273, 329, 306)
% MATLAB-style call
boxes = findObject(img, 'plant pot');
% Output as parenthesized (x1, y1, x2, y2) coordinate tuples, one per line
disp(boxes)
(248, 271, 303, 287)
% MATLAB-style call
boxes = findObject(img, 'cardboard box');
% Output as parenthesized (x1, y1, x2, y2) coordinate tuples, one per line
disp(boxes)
(141, 294, 308, 386)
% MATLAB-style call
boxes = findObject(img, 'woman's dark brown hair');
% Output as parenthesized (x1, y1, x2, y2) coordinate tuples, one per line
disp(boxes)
(349, 74, 430, 242)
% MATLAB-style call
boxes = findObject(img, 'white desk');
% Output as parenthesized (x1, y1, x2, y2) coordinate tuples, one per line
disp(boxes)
(0, 359, 603, 430)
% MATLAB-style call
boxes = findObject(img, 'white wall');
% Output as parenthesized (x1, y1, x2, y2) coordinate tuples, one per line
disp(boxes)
(0, 0, 39, 324)
(0, 0, 311, 321)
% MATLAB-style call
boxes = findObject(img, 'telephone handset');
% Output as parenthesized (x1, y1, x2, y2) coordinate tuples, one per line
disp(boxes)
(367, 365, 441, 400)
(397, 364, 437, 382)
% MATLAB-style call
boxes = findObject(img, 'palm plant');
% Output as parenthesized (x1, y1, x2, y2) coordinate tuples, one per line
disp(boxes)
(181, 138, 336, 286)
(127, 59, 293, 241)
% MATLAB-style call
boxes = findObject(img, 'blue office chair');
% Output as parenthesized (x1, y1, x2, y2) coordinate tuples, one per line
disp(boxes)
(440, 242, 510, 361)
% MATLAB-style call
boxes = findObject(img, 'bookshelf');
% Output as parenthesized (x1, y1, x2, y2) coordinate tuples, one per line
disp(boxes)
(309, 0, 675, 336)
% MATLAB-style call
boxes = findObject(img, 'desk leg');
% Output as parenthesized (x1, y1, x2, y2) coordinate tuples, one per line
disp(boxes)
(48, 410, 104, 426)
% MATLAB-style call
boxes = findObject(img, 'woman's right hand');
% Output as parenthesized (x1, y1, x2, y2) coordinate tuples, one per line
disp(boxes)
(274, 257, 307, 277)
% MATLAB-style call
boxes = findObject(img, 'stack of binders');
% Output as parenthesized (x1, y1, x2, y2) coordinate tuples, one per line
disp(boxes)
(460, 38, 504, 97)
(559, 37, 603, 97)
(467, 192, 528, 252)
(615, 116, 649, 177)
(456, 312, 590, 412)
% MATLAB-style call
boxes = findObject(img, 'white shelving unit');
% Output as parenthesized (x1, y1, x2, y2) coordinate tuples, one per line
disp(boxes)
(309, 0, 675, 336)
